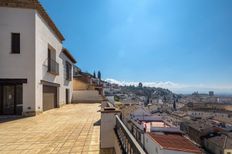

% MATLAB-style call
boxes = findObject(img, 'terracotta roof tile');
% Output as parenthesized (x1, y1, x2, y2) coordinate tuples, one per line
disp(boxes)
(149, 133, 201, 153)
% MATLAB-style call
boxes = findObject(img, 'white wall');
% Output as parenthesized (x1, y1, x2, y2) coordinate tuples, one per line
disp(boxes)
(59, 51, 74, 104)
(0, 7, 73, 114)
(188, 111, 230, 120)
(101, 111, 121, 149)
(0, 7, 36, 113)
(144, 134, 162, 154)
(35, 11, 65, 111)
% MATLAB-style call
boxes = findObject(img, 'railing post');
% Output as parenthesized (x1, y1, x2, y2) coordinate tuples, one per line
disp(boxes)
(100, 104, 121, 152)
(114, 115, 146, 154)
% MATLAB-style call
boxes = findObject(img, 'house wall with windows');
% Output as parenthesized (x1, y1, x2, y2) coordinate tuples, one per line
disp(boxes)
(0, 7, 36, 114)
(0, 3, 76, 115)
(35, 11, 64, 112)
(59, 51, 74, 104)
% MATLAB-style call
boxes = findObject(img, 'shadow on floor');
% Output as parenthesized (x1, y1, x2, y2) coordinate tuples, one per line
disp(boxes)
(94, 119, 101, 126)
(0, 116, 25, 123)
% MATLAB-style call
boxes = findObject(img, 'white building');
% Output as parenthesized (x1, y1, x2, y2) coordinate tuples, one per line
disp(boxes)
(144, 132, 201, 154)
(0, 0, 77, 116)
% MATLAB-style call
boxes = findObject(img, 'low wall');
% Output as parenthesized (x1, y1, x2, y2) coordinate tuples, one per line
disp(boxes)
(100, 103, 121, 152)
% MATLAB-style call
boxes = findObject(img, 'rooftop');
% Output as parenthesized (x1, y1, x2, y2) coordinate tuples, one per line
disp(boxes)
(149, 133, 201, 153)
(0, 103, 100, 153)
(62, 48, 77, 64)
(206, 133, 232, 149)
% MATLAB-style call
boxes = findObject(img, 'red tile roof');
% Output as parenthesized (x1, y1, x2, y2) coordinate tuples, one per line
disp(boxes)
(149, 133, 201, 153)
(62, 48, 77, 64)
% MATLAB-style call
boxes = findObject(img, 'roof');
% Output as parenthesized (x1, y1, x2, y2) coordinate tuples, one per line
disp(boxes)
(121, 105, 140, 119)
(186, 119, 226, 133)
(149, 133, 201, 153)
(62, 48, 77, 64)
(0, 0, 65, 42)
(206, 133, 232, 149)
(191, 108, 232, 114)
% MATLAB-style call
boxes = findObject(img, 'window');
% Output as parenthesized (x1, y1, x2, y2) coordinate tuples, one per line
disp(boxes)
(11, 33, 20, 54)
(47, 48, 59, 75)
(66, 62, 72, 81)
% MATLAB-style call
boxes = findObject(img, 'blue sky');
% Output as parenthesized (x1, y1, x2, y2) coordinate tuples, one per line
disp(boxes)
(40, 0, 232, 93)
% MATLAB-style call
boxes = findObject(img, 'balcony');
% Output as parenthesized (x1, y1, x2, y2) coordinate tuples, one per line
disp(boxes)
(100, 101, 147, 154)
(66, 62, 72, 81)
(115, 115, 146, 154)
(48, 59, 59, 75)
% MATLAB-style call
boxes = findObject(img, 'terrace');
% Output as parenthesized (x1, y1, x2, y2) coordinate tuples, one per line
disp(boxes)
(0, 103, 100, 154)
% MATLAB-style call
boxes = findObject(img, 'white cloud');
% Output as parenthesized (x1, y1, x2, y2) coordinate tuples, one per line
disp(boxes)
(105, 78, 232, 94)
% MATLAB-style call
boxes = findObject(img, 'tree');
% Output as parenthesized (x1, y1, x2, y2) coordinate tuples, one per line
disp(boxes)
(93, 71, 96, 78)
(138, 82, 143, 88)
(97, 71, 101, 80)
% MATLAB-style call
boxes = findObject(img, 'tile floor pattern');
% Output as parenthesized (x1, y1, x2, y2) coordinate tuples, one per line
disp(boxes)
(0, 103, 101, 154)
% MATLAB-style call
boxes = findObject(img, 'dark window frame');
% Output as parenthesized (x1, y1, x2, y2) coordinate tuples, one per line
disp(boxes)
(0, 84, 23, 115)
(66, 61, 72, 81)
(11, 33, 20, 54)
(47, 47, 59, 75)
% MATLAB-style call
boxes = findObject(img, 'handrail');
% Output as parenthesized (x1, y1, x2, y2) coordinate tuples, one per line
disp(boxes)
(48, 58, 59, 75)
(115, 115, 146, 154)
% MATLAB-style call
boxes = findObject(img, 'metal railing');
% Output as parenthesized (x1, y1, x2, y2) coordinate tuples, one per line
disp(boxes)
(48, 59, 59, 75)
(115, 115, 146, 154)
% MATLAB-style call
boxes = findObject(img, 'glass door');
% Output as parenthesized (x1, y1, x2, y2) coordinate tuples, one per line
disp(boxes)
(0, 86, 2, 114)
(3, 86, 15, 115)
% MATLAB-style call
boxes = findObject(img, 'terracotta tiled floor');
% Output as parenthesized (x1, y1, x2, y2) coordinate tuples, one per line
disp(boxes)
(0, 103, 101, 154)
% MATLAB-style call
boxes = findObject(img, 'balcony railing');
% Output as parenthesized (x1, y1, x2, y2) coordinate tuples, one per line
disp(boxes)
(48, 59, 59, 75)
(115, 115, 146, 154)
(66, 62, 72, 81)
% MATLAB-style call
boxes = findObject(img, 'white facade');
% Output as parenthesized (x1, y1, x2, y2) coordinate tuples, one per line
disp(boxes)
(0, 7, 36, 114)
(188, 111, 231, 120)
(0, 6, 75, 115)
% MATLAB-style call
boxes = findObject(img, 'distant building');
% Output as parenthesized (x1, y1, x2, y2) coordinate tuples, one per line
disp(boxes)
(145, 132, 201, 154)
(209, 91, 214, 97)
(180, 119, 228, 145)
(203, 132, 232, 154)
(73, 71, 102, 90)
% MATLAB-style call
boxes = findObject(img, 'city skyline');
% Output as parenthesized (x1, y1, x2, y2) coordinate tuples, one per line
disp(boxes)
(40, 0, 232, 94)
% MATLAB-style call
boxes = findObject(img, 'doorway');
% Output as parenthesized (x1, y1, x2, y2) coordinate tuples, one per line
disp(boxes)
(0, 85, 23, 115)
(2, 86, 15, 115)
(43, 85, 57, 111)
(66, 89, 70, 104)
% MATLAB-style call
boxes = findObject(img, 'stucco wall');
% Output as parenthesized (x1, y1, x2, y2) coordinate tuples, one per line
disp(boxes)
(0, 7, 74, 114)
(35, 11, 72, 111)
(101, 111, 121, 149)
(73, 79, 89, 90)
(59, 51, 74, 104)
(0, 7, 36, 113)
(188, 111, 231, 120)
(224, 149, 232, 154)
